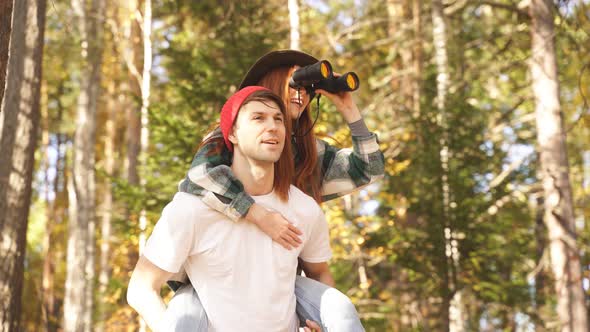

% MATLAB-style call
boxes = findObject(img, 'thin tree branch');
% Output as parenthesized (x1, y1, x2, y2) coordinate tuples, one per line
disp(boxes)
(105, 18, 143, 88)
(478, 0, 530, 18)
(489, 155, 531, 189)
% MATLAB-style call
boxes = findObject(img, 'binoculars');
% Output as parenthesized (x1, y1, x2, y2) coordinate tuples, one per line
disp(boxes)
(289, 60, 360, 94)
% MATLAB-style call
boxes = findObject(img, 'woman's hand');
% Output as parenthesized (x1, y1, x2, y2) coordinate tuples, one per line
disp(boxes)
(245, 203, 303, 250)
(314, 73, 362, 124)
(302, 319, 322, 332)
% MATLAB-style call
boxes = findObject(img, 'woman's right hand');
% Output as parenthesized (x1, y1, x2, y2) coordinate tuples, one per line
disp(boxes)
(303, 319, 321, 332)
(245, 203, 303, 250)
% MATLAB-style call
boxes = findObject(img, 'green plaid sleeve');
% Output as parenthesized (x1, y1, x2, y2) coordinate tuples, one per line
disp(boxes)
(318, 132, 385, 202)
(178, 127, 254, 221)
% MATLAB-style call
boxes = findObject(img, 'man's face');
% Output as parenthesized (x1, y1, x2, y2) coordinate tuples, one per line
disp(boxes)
(230, 99, 286, 163)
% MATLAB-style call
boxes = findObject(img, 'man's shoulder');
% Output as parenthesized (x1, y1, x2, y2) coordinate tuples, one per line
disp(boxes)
(164, 192, 223, 220)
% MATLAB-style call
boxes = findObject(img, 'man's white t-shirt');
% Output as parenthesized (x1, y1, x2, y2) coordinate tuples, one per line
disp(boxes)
(143, 186, 332, 332)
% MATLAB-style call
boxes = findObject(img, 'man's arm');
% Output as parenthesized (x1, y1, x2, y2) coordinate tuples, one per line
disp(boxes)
(300, 260, 335, 287)
(127, 256, 174, 332)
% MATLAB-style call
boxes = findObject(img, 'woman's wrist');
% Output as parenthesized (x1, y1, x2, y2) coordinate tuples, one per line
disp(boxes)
(245, 203, 265, 225)
(339, 104, 362, 123)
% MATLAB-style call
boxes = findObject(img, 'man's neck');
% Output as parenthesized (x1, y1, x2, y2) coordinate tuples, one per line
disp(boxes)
(230, 153, 274, 196)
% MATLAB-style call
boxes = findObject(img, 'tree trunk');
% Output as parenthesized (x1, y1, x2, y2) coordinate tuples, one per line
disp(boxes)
(138, 0, 152, 253)
(386, 1, 422, 328)
(125, 0, 142, 188)
(534, 195, 546, 306)
(119, 1, 142, 328)
(64, 151, 82, 331)
(96, 69, 117, 332)
(584, 151, 590, 195)
(138, 2, 152, 330)
(120, 0, 151, 329)
(387, 0, 413, 111)
(529, 1, 589, 331)
(40, 93, 63, 332)
(412, 0, 422, 116)
(288, 0, 300, 50)
(0, 0, 46, 330)
(431, 0, 463, 331)
(63, 0, 104, 331)
(0, 0, 13, 107)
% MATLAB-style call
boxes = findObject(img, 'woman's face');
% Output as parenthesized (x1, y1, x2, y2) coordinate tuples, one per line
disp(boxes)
(287, 65, 311, 119)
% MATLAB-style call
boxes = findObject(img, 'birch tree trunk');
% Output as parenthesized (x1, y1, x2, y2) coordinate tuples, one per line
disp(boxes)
(138, 0, 152, 255)
(63, 0, 104, 330)
(529, 1, 589, 330)
(288, 0, 300, 50)
(0, 0, 46, 330)
(431, 1, 451, 330)
(120, 1, 152, 329)
(138, 3, 152, 331)
(117, 1, 142, 328)
(431, 0, 464, 330)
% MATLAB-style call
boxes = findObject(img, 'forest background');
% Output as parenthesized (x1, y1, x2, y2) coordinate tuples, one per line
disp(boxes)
(0, 0, 589, 331)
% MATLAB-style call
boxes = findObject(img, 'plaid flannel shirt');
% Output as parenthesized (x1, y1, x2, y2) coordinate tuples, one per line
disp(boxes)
(178, 127, 385, 221)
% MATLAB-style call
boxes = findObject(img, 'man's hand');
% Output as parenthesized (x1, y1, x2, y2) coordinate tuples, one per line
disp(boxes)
(303, 319, 321, 332)
(245, 203, 303, 250)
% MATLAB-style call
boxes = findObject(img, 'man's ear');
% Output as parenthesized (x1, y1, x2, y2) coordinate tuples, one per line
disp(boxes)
(228, 128, 238, 145)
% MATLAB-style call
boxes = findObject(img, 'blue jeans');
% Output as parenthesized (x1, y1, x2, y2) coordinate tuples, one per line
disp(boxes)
(163, 276, 365, 331)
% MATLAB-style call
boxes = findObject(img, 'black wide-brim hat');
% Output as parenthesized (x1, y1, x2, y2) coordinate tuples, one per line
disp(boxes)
(238, 50, 318, 89)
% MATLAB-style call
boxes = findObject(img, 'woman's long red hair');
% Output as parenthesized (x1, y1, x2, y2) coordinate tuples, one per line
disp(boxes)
(257, 67, 321, 203)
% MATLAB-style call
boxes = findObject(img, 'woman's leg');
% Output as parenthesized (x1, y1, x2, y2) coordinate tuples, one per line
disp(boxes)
(162, 283, 208, 332)
(295, 275, 365, 332)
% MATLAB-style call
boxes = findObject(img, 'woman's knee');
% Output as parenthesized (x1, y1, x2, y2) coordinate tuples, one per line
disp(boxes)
(164, 285, 208, 332)
(321, 288, 360, 320)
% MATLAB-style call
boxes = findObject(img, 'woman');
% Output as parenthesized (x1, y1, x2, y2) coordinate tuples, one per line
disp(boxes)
(171, 50, 384, 331)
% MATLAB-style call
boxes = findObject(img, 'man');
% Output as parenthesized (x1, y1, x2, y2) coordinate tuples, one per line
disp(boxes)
(127, 86, 336, 331)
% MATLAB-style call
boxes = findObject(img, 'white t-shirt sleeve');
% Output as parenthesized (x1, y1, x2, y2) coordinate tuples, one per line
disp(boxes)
(299, 205, 332, 263)
(143, 194, 200, 273)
